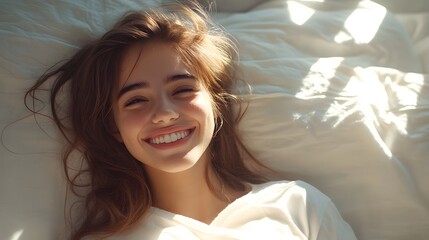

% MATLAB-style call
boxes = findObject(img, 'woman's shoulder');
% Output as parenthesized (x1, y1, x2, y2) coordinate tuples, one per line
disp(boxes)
(249, 180, 356, 240)
(247, 180, 336, 219)
(250, 180, 332, 203)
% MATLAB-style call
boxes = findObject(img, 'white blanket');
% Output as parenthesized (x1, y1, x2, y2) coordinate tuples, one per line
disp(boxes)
(1, 0, 428, 239)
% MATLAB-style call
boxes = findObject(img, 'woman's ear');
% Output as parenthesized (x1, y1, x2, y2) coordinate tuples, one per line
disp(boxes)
(108, 118, 123, 142)
(113, 130, 123, 142)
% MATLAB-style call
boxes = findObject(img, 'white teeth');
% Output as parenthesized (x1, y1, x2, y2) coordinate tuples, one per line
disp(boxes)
(171, 133, 177, 142)
(164, 134, 171, 143)
(149, 130, 190, 144)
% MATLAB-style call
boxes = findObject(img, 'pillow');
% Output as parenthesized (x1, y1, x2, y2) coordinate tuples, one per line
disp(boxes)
(192, 0, 271, 12)
(214, 0, 429, 239)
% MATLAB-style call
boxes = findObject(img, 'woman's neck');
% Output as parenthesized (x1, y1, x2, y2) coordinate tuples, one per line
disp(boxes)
(145, 158, 232, 224)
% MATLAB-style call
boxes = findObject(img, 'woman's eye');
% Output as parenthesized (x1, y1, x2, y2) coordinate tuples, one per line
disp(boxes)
(174, 87, 195, 95)
(124, 97, 146, 107)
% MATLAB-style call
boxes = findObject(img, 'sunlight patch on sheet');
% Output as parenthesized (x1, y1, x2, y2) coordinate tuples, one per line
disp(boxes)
(336, 1, 386, 44)
(10, 229, 23, 240)
(344, 69, 393, 158)
(296, 57, 343, 99)
(323, 74, 362, 128)
(384, 72, 424, 149)
(288, 1, 316, 25)
(343, 69, 425, 158)
(398, 73, 425, 108)
(344, 68, 426, 159)
(334, 31, 353, 43)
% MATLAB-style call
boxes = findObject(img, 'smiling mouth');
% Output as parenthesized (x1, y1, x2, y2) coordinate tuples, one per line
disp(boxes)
(146, 129, 192, 144)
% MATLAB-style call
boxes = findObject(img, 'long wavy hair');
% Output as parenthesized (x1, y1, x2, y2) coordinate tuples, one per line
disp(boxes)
(25, 3, 268, 240)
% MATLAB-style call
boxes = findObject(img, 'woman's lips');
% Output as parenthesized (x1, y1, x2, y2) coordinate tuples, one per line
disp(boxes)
(144, 127, 195, 148)
(147, 129, 191, 144)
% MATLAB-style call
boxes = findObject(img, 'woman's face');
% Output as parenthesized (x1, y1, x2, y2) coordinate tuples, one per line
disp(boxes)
(112, 42, 215, 174)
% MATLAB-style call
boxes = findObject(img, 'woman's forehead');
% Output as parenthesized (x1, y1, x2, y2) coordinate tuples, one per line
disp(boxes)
(117, 41, 205, 92)
(119, 43, 184, 83)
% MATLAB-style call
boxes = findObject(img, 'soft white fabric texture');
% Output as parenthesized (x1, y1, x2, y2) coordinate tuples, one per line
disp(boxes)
(107, 181, 357, 240)
(1, 0, 428, 240)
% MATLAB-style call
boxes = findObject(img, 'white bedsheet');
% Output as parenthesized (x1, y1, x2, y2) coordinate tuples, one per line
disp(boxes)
(1, 0, 428, 239)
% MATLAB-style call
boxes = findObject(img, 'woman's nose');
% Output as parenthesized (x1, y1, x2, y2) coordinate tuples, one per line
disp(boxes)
(151, 97, 179, 124)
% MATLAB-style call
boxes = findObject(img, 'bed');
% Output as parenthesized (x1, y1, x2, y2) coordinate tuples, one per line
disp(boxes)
(1, 0, 428, 239)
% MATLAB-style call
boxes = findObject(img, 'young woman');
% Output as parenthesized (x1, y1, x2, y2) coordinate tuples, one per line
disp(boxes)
(26, 3, 357, 240)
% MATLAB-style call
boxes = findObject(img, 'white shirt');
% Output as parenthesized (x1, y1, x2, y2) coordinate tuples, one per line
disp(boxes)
(109, 181, 357, 240)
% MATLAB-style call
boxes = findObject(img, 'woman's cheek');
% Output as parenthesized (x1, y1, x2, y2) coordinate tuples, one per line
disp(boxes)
(119, 110, 148, 136)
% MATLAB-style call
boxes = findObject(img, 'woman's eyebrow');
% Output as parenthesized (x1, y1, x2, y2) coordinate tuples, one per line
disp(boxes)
(118, 73, 196, 98)
(118, 82, 148, 98)
(168, 73, 195, 82)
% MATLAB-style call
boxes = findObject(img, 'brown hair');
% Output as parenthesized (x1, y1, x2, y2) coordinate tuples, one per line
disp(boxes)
(25, 3, 268, 239)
